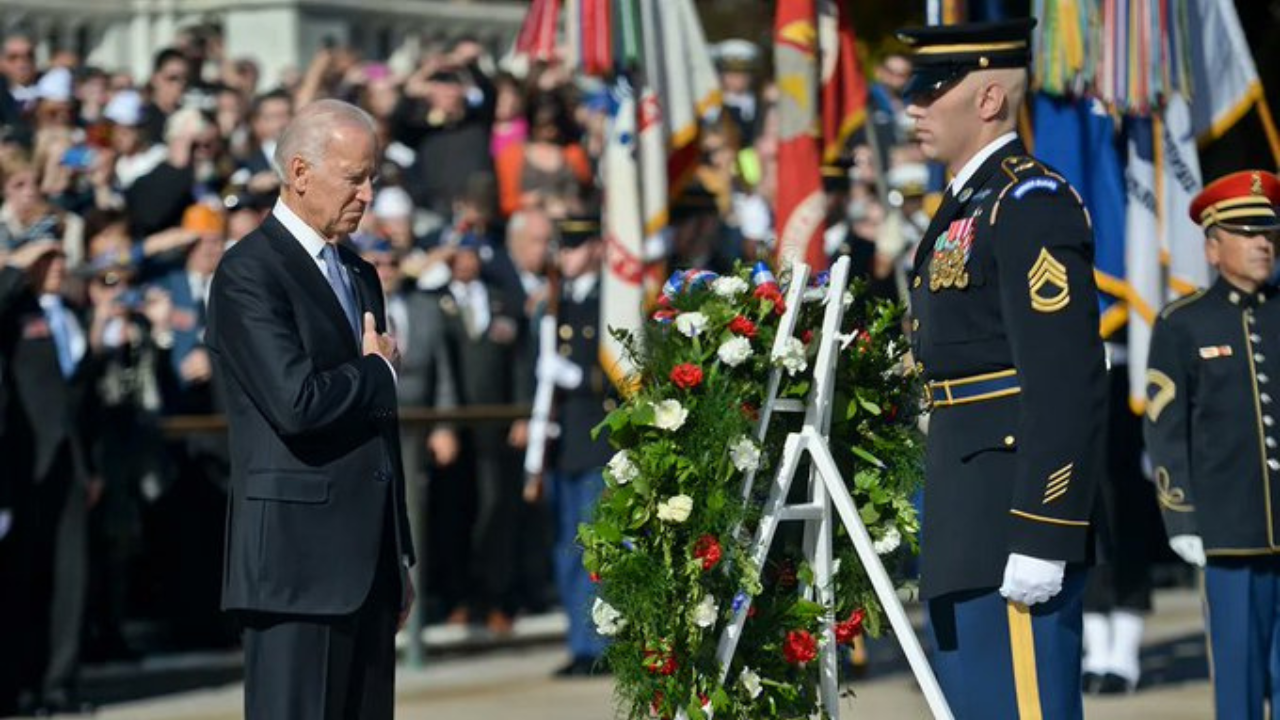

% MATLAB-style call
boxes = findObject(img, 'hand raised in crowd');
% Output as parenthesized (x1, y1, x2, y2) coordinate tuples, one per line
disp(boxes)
(362, 311, 399, 367)
(141, 227, 199, 257)
(247, 170, 281, 194)
(5, 239, 60, 270)
(427, 428, 459, 467)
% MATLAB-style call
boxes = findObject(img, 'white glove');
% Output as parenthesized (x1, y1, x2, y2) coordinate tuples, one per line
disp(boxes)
(537, 355, 583, 390)
(1168, 534, 1206, 568)
(0, 509, 12, 542)
(999, 553, 1066, 606)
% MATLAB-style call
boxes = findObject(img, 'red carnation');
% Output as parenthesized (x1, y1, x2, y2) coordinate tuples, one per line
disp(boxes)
(854, 330, 872, 353)
(669, 363, 704, 390)
(783, 629, 819, 665)
(754, 285, 787, 314)
(835, 609, 866, 646)
(589, 572, 601, 583)
(800, 329, 814, 345)
(728, 316, 758, 339)
(741, 403, 760, 421)
(885, 404, 899, 421)
(692, 534, 723, 571)
(653, 308, 678, 323)
(643, 648, 678, 676)
(747, 604, 758, 619)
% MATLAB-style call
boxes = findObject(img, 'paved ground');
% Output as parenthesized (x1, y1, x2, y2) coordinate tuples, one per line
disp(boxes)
(29, 587, 1214, 719)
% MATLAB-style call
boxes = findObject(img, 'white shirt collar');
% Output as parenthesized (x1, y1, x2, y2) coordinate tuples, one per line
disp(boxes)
(950, 132, 1017, 196)
(272, 197, 329, 260)
(570, 273, 599, 303)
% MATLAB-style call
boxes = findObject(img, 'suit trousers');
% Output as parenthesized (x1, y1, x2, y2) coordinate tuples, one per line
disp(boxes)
(241, 506, 400, 720)
(1203, 557, 1280, 720)
(928, 571, 1087, 719)
(547, 469, 606, 660)
(12, 452, 87, 701)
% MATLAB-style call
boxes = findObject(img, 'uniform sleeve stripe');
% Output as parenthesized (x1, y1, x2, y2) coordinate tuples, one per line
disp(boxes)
(1009, 509, 1090, 527)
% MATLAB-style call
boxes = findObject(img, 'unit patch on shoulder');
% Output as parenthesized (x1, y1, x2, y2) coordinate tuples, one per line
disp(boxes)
(1011, 177, 1061, 200)
(1027, 248, 1070, 313)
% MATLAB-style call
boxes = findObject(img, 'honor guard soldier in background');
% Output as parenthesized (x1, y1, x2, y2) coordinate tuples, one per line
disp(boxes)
(1145, 170, 1280, 720)
(530, 214, 615, 678)
(899, 18, 1108, 719)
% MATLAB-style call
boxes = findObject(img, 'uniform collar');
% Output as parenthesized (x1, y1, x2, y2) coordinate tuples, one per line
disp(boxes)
(1212, 276, 1272, 309)
(950, 132, 1018, 196)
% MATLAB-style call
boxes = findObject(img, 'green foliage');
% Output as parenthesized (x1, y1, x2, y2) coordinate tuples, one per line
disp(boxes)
(583, 266, 922, 719)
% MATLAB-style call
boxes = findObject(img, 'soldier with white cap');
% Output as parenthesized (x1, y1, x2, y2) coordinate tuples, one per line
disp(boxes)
(713, 39, 762, 146)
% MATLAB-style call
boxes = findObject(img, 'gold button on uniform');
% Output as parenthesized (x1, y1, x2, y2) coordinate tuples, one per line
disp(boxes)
(603, 398, 617, 412)
(1003, 435, 1016, 447)
(912, 319, 920, 331)
(583, 326, 596, 340)
(558, 344, 572, 357)
(913, 276, 922, 289)
(559, 325, 574, 340)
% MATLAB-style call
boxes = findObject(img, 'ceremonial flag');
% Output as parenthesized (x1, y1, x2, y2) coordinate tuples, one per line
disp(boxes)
(600, 89, 646, 392)
(1159, 94, 1208, 297)
(773, 0, 826, 270)
(638, 0, 669, 239)
(514, 0, 560, 63)
(817, 0, 868, 163)
(581, 0, 613, 76)
(656, 0, 721, 195)
(1187, 0, 1280, 177)
(1123, 118, 1161, 413)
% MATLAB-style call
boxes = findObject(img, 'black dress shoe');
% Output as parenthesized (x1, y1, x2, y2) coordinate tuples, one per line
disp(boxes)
(1097, 672, 1136, 695)
(1082, 671, 1104, 695)
(553, 656, 609, 679)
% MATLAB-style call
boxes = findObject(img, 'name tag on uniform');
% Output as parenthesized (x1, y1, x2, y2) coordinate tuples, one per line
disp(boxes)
(22, 316, 50, 340)
(1199, 345, 1234, 359)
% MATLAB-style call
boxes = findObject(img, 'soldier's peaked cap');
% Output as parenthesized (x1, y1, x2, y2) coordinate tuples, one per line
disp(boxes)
(897, 18, 1036, 100)
(1190, 170, 1280, 233)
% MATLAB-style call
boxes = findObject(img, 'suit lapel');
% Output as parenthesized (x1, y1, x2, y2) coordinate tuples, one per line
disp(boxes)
(259, 215, 360, 350)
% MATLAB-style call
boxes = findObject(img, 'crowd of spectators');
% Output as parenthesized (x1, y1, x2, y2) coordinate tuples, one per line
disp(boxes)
(0, 21, 932, 714)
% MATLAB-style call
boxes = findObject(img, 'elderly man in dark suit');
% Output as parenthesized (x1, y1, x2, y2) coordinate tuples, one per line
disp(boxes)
(205, 99, 414, 720)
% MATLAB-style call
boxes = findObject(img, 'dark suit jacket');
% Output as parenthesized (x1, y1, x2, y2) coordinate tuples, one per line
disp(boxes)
(205, 213, 413, 616)
(0, 267, 92, 488)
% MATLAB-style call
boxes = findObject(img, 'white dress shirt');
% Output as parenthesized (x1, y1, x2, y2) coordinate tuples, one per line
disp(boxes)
(271, 199, 396, 380)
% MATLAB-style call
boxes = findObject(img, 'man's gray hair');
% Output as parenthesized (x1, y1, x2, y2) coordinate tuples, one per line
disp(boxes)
(273, 99, 377, 186)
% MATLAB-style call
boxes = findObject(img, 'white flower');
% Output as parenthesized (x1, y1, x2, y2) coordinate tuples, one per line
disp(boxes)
(592, 598, 625, 636)
(653, 399, 689, 431)
(729, 436, 761, 473)
(739, 666, 763, 699)
(675, 311, 708, 338)
(843, 290, 855, 308)
(712, 276, 749, 298)
(717, 336, 754, 367)
(657, 494, 694, 523)
(772, 336, 809, 376)
(874, 525, 902, 556)
(606, 450, 639, 485)
(692, 594, 719, 628)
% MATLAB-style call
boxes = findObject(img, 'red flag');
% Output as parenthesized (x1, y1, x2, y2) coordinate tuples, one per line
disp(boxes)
(515, 0, 560, 61)
(819, 0, 868, 162)
(582, 0, 614, 76)
(774, 0, 827, 271)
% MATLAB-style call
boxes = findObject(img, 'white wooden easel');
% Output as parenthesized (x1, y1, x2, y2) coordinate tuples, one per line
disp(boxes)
(695, 256, 953, 719)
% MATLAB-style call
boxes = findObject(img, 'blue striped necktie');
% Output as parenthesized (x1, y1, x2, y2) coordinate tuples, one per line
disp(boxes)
(320, 244, 360, 343)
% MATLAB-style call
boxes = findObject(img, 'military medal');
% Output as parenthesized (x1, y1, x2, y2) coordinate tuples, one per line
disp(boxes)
(929, 217, 977, 291)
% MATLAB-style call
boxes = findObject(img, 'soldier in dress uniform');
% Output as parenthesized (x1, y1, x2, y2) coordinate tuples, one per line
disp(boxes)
(1144, 170, 1280, 720)
(899, 18, 1108, 718)
(538, 214, 616, 677)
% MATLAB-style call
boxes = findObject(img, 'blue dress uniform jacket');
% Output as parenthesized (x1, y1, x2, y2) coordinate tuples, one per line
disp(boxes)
(1145, 279, 1280, 554)
(548, 279, 616, 474)
(909, 139, 1108, 600)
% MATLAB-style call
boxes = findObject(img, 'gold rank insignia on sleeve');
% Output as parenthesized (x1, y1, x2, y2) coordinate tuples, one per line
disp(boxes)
(1154, 468, 1193, 512)
(1145, 369, 1177, 422)
(1028, 248, 1070, 313)
(1043, 463, 1073, 504)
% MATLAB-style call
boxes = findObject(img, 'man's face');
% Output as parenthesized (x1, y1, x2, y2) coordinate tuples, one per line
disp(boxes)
(451, 248, 482, 283)
(2, 38, 35, 86)
(905, 74, 978, 167)
(252, 97, 292, 144)
(152, 58, 189, 107)
(557, 240, 599, 280)
(364, 250, 401, 294)
(878, 56, 911, 95)
(511, 214, 551, 274)
(187, 232, 225, 276)
(293, 124, 376, 238)
(1208, 227, 1277, 289)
